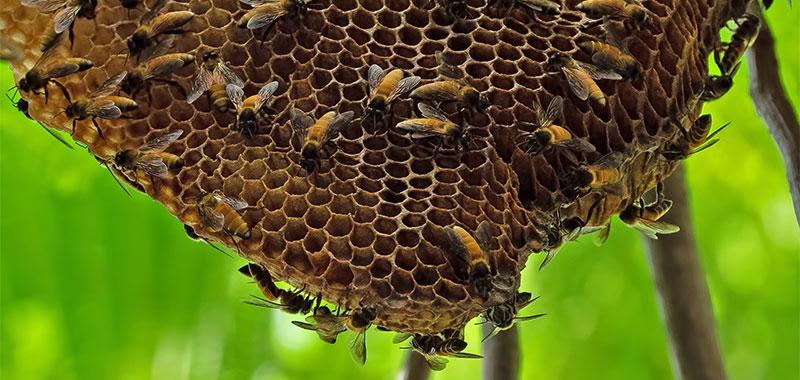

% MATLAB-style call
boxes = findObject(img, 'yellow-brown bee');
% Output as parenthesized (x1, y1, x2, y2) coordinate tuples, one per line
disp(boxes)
(187, 50, 244, 112)
(237, 0, 313, 30)
(578, 22, 642, 82)
(292, 305, 349, 344)
(121, 37, 194, 98)
(196, 190, 251, 241)
(111, 129, 183, 193)
(0, 37, 21, 62)
(715, 14, 760, 76)
(290, 108, 355, 173)
(619, 197, 680, 239)
(227, 81, 279, 138)
(560, 151, 623, 199)
(520, 95, 597, 161)
(18, 36, 93, 103)
(410, 51, 488, 113)
(238, 263, 282, 300)
(443, 221, 494, 298)
(22, 0, 97, 45)
(65, 71, 137, 139)
(700, 62, 739, 102)
(365, 64, 420, 125)
(483, 292, 545, 341)
(396, 103, 471, 152)
(244, 288, 315, 314)
(576, 0, 650, 30)
(405, 335, 482, 371)
(345, 305, 377, 366)
(127, 0, 193, 60)
(183, 224, 229, 256)
(547, 52, 622, 106)
(662, 115, 728, 161)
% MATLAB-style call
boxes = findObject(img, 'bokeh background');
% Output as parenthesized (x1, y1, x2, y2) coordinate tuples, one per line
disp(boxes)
(1, 6, 798, 380)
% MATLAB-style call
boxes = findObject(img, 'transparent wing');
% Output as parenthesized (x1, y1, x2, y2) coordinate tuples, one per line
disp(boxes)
(322, 111, 354, 144)
(561, 67, 590, 101)
(246, 5, 286, 30)
(417, 103, 450, 122)
(140, 130, 183, 153)
(392, 333, 412, 344)
(689, 139, 720, 156)
(213, 191, 248, 210)
(595, 151, 623, 167)
(140, 34, 176, 64)
(146, 55, 189, 78)
(135, 155, 169, 177)
(396, 119, 447, 138)
(474, 220, 493, 254)
(45, 61, 87, 78)
(255, 81, 279, 110)
(557, 138, 597, 153)
(425, 356, 449, 371)
(142, 0, 166, 24)
(367, 64, 385, 97)
(89, 72, 127, 98)
(53, 5, 80, 33)
(451, 352, 483, 359)
(435, 51, 465, 80)
(226, 84, 244, 110)
(289, 107, 314, 140)
(348, 332, 367, 366)
(530, 99, 545, 128)
(242, 295, 282, 309)
(544, 95, 563, 128)
(593, 222, 610, 246)
(187, 67, 212, 104)
(86, 99, 122, 119)
(578, 62, 623, 80)
(240, 0, 280, 6)
(386, 76, 421, 103)
(291, 321, 317, 331)
(217, 62, 244, 87)
(22, 0, 66, 13)
(637, 219, 680, 235)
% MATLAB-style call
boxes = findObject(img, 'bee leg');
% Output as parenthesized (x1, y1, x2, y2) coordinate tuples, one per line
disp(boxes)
(225, 230, 242, 256)
(71, 119, 77, 136)
(91, 118, 105, 139)
(150, 174, 159, 195)
(68, 26, 75, 49)
(52, 80, 72, 103)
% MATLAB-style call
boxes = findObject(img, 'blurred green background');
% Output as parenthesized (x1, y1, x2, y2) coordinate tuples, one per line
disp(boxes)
(1, 8, 798, 380)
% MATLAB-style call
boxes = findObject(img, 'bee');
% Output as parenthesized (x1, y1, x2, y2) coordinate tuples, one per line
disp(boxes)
(428, 0, 473, 18)
(483, 292, 545, 342)
(396, 103, 471, 152)
(65, 71, 137, 139)
(121, 37, 194, 99)
(519, 95, 597, 162)
(183, 224, 229, 256)
(365, 64, 420, 125)
(578, 21, 642, 82)
(488, 0, 561, 15)
(700, 61, 739, 102)
(112, 130, 184, 191)
(237, 0, 313, 31)
(21, 0, 97, 46)
(345, 305, 377, 366)
(0, 37, 21, 61)
(547, 52, 622, 106)
(410, 51, 488, 113)
(196, 190, 251, 242)
(244, 288, 315, 314)
(227, 81, 280, 138)
(292, 305, 349, 344)
(127, 0, 194, 60)
(18, 36, 93, 103)
(405, 335, 482, 371)
(443, 220, 494, 298)
(560, 152, 624, 199)
(662, 115, 729, 161)
(715, 14, 760, 76)
(238, 263, 282, 300)
(187, 50, 244, 112)
(290, 108, 355, 173)
(7, 93, 75, 149)
(576, 0, 651, 30)
(619, 197, 680, 239)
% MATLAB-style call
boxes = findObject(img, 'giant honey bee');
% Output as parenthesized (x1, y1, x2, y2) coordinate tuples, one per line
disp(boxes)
(127, 0, 193, 60)
(22, 0, 97, 46)
(715, 14, 760, 76)
(579, 21, 642, 81)
(520, 95, 596, 162)
(237, 0, 314, 31)
(443, 221, 494, 298)
(619, 196, 680, 239)
(576, 0, 650, 30)
(410, 51, 488, 113)
(111, 130, 184, 191)
(662, 115, 728, 161)
(345, 305, 377, 366)
(547, 52, 622, 106)
(187, 50, 244, 112)
(365, 64, 420, 125)
(292, 304, 349, 344)
(404, 334, 482, 371)
(65, 71, 137, 139)
(121, 36, 194, 99)
(560, 152, 624, 198)
(238, 263, 282, 300)
(483, 291, 545, 341)
(290, 107, 354, 173)
(18, 36, 93, 103)
(227, 81, 279, 138)
(196, 190, 251, 243)
(396, 103, 472, 152)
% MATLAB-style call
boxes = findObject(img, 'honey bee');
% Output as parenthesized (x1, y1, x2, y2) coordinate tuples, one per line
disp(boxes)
(396, 103, 471, 152)
(483, 292, 545, 341)
(405, 335, 482, 371)
(244, 288, 315, 314)
(121, 37, 194, 99)
(619, 197, 680, 239)
(290, 107, 355, 173)
(428, 0, 472, 18)
(40, 27, 64, 52)
(345, 305, 377, 366)
(227, 81, 279, 138)
(410, 51, 488, 113)
(443, 221, 494, 298)
(488, 0, 561, 15)
(520, 95, 597, 161)
(292, 305, 349, 344)
(547, 52, 622, 106)
(237, 0, 313, 31)
(579, 21, 642, 81)
(661, 115, 728, 161)
(127, 0, 194, 60)
(183, 224, 229, 256)
(18, 36, 93, 103)
(65, 71, 137, 139)
(715, 14, 760, 76)
(576, 0, 651, 30)
(112, 130, 184, 190)
(238, 263, 282, 300)
(0, 37, 21, 62)
(700, 61, 740, 102)
(187, 50, 245, 112)
(21, 0, 97, 46)
(560, 152, 624, 198)
(196, 190, 251, 242)
(365, 64, 420, 125)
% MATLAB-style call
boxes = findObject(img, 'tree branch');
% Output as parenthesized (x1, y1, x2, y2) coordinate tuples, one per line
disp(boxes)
(745, 6, 800, 227)
(643, 165, 728, 380)
(395, 351, 431, 380)
(481, 325, 519, 380)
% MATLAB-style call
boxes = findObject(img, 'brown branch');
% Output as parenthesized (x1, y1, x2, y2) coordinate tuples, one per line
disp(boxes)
(643, 165, 728, 380)
(745, 6, 800, 227)
(395, 351, 431, 380)
(481, 325, 519, 380)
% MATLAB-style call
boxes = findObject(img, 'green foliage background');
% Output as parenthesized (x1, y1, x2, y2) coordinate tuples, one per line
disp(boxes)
(1, 8, 798, 380)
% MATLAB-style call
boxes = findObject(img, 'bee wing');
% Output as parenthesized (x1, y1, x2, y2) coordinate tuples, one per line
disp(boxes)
(425, 356, 449, 371)
(561, 67, 591, 101)
(594, 151, 623, 167)
(187, 67, 212, 104)
(417, 103, 450, 122)
(578, 62, 623, 80)
(636, 219, 680, 236)
(89, 72, 127, 98)
(217, 62, 244, 87)
(226, 83, 244, 110)
(704, 122, 730, 141)
(246, 4, 287, 30)
(321, 110, 354, 143)
(243, 295, 282, 309)
(53, 4, 80, 33)
(367, 64, 385, 97)
(593, 222, 611, 246)
(291, 320, 318, 331)
(386, 76, 421, 103)
(42, 60, 84, 78)
(435, 51, 465, 80)
(140, 130, 183, 153)
(396, 119, 446, 138)
(142, 0, 167, 24)
(689, 138, 720, 156)
(556, 138, 597, 153)
(347, 331, 367, 366)
(451, 352, 483, 359)
(474, 220, 493, 254)
(199, 206, 225, 231)
(240, 0, 280, 5)
(538, 249, 557, 270)
(289, 107, 314, 140)
(255, 81, 279, 110)
(544, 95, 563, 128)
(21, 0, 66, 12)
(139, 34, 176, 64)
(134, 154, 169, 177)
(213, 191, 249, 210)
(86, 99, 122, 119)
(515, 313, 547, 322)
(147, 55, 190, 78)
(392, 332, 413, 344)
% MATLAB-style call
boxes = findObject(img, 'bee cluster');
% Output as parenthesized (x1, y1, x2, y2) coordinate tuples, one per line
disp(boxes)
(2, 0, 751, 370)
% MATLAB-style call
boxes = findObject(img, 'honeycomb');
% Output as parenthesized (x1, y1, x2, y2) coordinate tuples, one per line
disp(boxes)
(1, 0, 748, 336)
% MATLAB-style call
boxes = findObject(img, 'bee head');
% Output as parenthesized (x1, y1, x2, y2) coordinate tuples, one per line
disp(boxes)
(366, 97, 386, 115)
(17, 77, 30, 93)
(120, 73, 135, 95)
(486, 304, 514, 329)
(300, 145, 321, 173)
(561, 217, 584, 233)
(545, 224, 562, 249)
(577, 169, 594, 188)
(113, 149, 136, 168)
(183, 224, 200, 240)
(126, 32, 146, 55)
(351, 305, 377, 328)
(202, 50, 219, 62)
(547, 52, 569, 69)
(632, 9, 651, 30)
(64, 102, 79, 119)
(293, 0, 310, 13)
(456, 129, 472, 150)
(15, 98, 30, 119)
